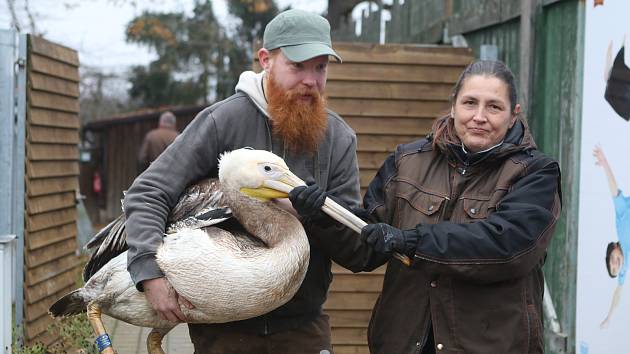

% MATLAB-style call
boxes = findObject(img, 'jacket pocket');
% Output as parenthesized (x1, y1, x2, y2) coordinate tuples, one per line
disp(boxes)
(460, 188, 507, 221)
(395, 184, 446, 227)
(462, 196, 492, 219)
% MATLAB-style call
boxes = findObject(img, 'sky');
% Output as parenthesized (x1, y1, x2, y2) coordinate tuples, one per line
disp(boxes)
(0, 0, 328, 71)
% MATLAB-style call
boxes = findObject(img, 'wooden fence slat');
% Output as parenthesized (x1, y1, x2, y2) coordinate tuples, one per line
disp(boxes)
(356, 135, 419, 152)
(324, 292, 380, 310)
(332, 262, 386, 275)
(330, 274, 384, 292)
(327, 80, 453, 101)
(27, 191, 76, 215)
(24, 313, 55, 341)
(28, 143, 79, 161)
(345, 116, 434, 135)
(29, 90, 80, 113)
(30, 54, 79, 82)
(357, 152, 390, 169)
(27, 160, 79, 179)
(24, 284, 75, 322)
(30, 36, 79, 66)
(360, 169, 378, 188)
(25, 237, 77, 268)
(331, 327, 369, 345)
(28, 125, 79, 144)
(332, 345, 368, 354)
(27, 176, 79, 197)
(26, 207, 77, 232)
(24, 267, 78, 305)
(26, 253, 80, 286)
(26, 223, 77, 250)
(30, 72, 79, 98)
(26, 330, 62, 348)
(29, 108, 80, 128)
(328, 310, 373, 328)
(334, 42, 472, 66)
(327, 63, 463, 83)
(329, 98, 448, 118)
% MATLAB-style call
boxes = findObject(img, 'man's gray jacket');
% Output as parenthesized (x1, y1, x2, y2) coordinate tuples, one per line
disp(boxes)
(123, 71, 361, 333)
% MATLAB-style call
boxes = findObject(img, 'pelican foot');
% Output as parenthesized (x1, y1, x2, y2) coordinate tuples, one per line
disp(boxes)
(86, 303, 115, 354)
(146, 328, 168, 354)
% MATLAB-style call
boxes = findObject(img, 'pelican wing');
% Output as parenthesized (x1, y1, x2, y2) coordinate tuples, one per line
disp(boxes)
(83, 178, 231, 281)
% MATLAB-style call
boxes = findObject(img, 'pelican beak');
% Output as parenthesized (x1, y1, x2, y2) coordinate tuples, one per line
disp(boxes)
(261, 169, 367, 232)
(242, 169, 307, 201)
(262, 169, 307, 194)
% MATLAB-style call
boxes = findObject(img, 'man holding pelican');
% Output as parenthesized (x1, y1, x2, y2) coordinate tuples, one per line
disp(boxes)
(124, 9, 361, 354)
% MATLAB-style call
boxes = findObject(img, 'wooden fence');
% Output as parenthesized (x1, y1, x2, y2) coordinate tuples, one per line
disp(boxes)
(22, 36, 81, 346)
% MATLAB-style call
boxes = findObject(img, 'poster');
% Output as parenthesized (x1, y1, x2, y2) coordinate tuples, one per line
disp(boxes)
(577, 1, 630, 353)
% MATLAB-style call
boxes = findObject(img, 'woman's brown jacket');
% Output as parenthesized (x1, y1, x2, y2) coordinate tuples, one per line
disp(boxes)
(316, 120, 562, 354)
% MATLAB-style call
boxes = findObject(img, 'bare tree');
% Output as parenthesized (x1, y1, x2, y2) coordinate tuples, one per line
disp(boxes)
(6, 0, 22, 31)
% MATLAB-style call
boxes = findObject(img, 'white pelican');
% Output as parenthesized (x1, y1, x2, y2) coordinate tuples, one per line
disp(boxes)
(49, 148, 364, 354)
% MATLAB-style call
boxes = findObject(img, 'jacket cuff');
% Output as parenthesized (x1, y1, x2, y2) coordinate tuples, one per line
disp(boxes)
(127, 253, 165, 292)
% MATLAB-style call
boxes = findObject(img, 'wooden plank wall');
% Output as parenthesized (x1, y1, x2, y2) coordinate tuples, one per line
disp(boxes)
(324, 43, 472, 353)
(23, 35, 81, 346)
(82, 110, 199, 224)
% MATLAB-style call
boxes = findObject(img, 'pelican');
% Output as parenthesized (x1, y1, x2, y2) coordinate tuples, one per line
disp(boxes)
(49, 148, 365, 354)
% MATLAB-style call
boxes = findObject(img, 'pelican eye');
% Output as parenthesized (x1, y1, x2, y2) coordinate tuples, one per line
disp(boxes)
(264, 165, 272, 172)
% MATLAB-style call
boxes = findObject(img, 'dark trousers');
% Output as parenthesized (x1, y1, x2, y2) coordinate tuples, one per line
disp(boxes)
(188, 313, 332, 354)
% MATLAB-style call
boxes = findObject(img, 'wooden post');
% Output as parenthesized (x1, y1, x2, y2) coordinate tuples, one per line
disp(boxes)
(519, 0, 538, 117)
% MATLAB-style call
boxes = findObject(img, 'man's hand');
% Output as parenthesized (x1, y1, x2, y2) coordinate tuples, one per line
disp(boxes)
(361, 223, 420, 257)
(143, 277, 194, 323)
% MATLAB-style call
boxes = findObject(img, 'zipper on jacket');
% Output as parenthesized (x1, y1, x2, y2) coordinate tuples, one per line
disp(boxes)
(264, 117, 273, 153)
(314, 151, 320, 185)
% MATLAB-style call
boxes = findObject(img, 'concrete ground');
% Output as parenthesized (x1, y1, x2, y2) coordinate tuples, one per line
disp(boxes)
(103, 315, 194, 354)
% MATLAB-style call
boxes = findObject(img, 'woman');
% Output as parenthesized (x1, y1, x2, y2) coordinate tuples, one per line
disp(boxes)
(289, 60, 562, 354)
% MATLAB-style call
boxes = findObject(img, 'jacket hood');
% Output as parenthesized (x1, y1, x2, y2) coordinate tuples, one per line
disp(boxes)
(235, 71, 270, 118)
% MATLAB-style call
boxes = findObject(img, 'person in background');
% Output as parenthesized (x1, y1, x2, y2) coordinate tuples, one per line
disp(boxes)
(593, 145, 628, 329)
(290, 60, 562, 354)
(124, 9, 361, 354)
(137, 111, 179, 172)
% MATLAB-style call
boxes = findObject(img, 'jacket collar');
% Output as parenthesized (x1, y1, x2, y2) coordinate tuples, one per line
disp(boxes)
(444, 119, 535, 167)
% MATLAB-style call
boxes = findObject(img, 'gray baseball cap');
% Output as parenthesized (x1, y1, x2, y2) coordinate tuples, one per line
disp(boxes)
(263, 9, 342, 63)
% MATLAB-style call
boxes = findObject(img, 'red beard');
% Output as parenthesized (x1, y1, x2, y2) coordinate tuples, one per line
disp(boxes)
(266, 73, 328, 153)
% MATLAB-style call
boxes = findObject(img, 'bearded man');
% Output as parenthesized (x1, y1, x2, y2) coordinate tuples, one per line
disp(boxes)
(123, 9, 361, 354)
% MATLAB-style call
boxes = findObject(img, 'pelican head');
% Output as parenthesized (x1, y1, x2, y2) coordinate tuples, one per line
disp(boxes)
(218, 148, 306, 201)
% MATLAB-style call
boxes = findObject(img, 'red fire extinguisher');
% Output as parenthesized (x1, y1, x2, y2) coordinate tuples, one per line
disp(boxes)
(93, 170, 102, 195)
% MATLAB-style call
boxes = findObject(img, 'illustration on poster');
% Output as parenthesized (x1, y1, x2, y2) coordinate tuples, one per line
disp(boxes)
(593, 145, 629, 329)
(604, 36, 630, 121)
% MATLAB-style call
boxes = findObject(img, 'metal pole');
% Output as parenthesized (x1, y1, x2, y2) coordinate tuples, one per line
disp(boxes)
(0, 235, 16, 354)
(13, 33, 27, 347)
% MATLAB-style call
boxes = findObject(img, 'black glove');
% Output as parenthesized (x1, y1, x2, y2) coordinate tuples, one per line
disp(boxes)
(289, 183, 327, 219)
(361, 223, 420, 257)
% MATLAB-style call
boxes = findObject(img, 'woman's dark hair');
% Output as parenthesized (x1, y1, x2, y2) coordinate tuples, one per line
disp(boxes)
(432, 60, 518, 149)
(606, 241, 620, 278)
